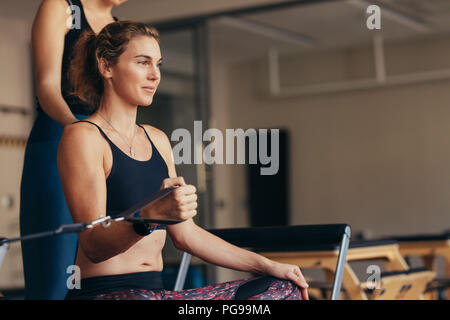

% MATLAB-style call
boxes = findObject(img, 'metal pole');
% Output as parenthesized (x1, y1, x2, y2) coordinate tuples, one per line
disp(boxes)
(174, 252, 192, 291)
(0, 241, 9, 271)
(331, 226, 352, 300)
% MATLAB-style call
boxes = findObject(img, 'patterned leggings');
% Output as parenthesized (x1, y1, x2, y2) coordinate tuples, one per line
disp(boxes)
(92, 277, 303, 300)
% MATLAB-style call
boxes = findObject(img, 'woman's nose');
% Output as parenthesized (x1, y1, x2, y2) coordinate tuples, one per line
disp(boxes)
(147, 65, 160, 80)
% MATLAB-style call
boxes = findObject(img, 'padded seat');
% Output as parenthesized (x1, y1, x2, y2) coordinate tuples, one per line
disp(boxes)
(379, 267, 429, 278)
(208, 224, 350, 252)
(349, 240, 398, 249)
(382, 234, 450, 242)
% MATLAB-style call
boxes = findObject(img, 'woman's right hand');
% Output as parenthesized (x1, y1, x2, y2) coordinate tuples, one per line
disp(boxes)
(141, 177, 198, 221)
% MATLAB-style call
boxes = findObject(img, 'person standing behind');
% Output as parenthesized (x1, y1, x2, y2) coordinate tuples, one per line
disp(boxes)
(20, 0, 126, 300)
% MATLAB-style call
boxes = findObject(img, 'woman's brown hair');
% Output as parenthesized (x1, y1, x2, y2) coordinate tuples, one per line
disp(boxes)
(68, 20, 160, 113)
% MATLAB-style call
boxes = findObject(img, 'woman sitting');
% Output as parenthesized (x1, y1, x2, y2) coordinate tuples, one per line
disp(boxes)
(58, 20, 309, 300)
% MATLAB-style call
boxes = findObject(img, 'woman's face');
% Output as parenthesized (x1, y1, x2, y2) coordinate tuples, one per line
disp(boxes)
(107, 36, 162, 107)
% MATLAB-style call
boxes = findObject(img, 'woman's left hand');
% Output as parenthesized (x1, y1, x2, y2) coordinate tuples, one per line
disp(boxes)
(266, 261, 310, 300)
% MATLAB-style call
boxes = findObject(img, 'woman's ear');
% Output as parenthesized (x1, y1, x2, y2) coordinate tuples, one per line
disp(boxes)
(98, 57, 113, 79)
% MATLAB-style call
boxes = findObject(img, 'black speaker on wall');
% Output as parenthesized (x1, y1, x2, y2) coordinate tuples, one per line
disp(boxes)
(246, 129, 289, 227)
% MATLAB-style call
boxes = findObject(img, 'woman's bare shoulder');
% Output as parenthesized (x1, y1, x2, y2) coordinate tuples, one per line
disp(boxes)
(141, 124, 173, 160)
(141, 124, 171, 146)
(35, 0, 72, 24)
(60, 121, 104, 151)
(39, 0, 71, 12)
(63, 120, 100, 136)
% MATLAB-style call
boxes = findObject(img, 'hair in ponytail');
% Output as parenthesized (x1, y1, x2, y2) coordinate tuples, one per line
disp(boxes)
(68, 21, 160, 113)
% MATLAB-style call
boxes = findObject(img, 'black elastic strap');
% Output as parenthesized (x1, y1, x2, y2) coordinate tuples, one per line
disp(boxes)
(234, 276, 277, 300)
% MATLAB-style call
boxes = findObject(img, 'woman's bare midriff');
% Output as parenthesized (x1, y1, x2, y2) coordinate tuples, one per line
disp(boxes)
(75, 229, 166, 279)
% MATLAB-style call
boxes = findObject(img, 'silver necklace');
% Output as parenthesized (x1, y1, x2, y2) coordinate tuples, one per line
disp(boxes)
(98, 112, 137, 158)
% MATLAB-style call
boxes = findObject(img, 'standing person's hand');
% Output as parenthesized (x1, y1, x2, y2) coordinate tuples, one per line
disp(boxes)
(265, 261, 310, 300)
(141, 177, 198, 222)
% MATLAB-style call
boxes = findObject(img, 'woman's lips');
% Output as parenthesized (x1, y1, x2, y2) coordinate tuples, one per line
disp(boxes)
(142, 86, 156, 94)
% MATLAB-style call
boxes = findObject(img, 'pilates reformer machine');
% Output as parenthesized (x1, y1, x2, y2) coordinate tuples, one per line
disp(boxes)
(174, 224, 352, 300)
(277, 234, 446, 300)
(174, 234, 436, 300)
(0, 188, 352, 300)
(342, 240, 435, 300)
(379, 232, 450, 300)
(3, 184, 441, 300)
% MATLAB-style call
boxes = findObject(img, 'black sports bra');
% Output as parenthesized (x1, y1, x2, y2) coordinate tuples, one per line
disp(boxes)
(73, 120, 169, 225)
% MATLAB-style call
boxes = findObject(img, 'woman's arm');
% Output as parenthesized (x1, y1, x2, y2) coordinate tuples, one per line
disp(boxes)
(58, 123, 144, 263)
(154, 126, 309, 298)
(170, 218, 309, 294)
(170, 219, 274, 274)
(32, 0, 78, 125)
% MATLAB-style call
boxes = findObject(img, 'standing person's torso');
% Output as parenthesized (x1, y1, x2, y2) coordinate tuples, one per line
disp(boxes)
(36, 0, 118, 115)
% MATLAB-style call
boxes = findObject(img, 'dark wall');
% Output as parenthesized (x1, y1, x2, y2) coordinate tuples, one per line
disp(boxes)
(247, 129, 289, 227)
